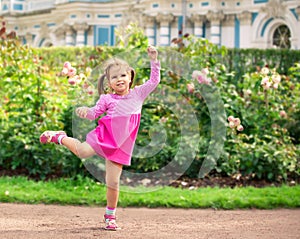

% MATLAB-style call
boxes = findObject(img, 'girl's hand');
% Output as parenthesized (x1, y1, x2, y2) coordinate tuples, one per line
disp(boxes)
(147, 45, 158, 62)
(76, 106, 89, 118)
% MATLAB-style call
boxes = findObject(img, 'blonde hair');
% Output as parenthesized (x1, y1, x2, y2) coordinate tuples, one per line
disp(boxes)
(97, 58, 135, 95)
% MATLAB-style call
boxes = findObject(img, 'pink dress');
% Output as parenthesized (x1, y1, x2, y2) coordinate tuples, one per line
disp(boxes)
(85, 61, 160, 165)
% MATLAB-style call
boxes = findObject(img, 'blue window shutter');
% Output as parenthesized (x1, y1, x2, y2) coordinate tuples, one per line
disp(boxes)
(98, 27, 109, 45)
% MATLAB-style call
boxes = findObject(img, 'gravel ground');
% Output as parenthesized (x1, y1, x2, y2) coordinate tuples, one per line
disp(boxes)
(0, 203, 299, 239)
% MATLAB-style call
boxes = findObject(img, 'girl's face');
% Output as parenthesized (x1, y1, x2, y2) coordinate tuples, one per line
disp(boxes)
(108, 65, 131, 95)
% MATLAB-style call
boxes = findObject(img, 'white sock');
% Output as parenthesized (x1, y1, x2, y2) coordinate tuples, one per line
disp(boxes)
(57, 135, 66, 145)
(105, 206, 116, 216)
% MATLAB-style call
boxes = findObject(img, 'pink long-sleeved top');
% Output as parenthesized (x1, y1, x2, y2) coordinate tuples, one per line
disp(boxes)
(85, 61, 160, 165)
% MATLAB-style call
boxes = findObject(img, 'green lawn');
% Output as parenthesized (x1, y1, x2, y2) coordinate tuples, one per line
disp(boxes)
(0, 176, 299, 209)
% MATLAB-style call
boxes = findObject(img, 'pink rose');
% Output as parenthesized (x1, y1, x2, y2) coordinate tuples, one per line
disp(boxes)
(261, 67, 269, 75)
(233, 118, 241, 126)
(197, 75, 205, 84)
(244, 89, 252, 97)
(192, 70, 201, 80)
(68, 77, 76, 85)
(67, 67, 77, 77)
(160, 117, 168, 123)
(86, 86, 94, 95)
(237, 124, 244, 131)
(68, 75, 81, 85)
(279, 110, 287, 118)
(204, 77, 212, 85)
(229, 121, 235, 128)
(79, 73, 86, 80)
(262, 81, 272, 90)
(261, 77, 269, 85)
(74, 75, 81, 84)
(61, 67, 69, 76)
(63, 61, 72, 69)
(272, 74, 281, 84)
(201, 68, 209, 76)
(197, 75, 211, 85)
(227, 116, 235, 122)
(187, 83, 195, 93)
(82, 81, 89, 89)
(192, 69, 212, 85)
(273, 83, 278, 89)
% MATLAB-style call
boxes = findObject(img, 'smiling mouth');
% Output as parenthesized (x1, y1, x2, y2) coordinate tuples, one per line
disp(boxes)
(116, 82, 125, 86)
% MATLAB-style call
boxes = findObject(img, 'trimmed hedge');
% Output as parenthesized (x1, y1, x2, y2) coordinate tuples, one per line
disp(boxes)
(225, 48, 300, 85)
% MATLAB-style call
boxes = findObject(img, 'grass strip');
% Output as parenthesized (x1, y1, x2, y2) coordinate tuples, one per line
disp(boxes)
(0, 176, 299, 209)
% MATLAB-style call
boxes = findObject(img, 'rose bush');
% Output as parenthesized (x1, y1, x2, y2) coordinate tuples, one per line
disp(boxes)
(165, 33, 299, 180)
(215, 60, 299, 180)
(0, 24, 80, 178)
(1, 22, 299, 181)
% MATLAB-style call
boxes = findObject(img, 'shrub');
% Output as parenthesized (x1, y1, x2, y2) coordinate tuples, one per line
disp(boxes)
(0, 26, 81, 178)
(225, 48, 300, 85)
(1, 22, 299, 182)
(216, 63, 300, 180)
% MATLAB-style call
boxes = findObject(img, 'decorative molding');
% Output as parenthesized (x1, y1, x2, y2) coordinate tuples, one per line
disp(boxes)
(142, 14, 155, 26)
(156, 13, 174, 25)
(54, 25, 65, 36)
(206, 11, 224, 23)
(190, 14, 206, 24)
(120, 4, 144, 27)
(223, 14, 235, 26)
(73, 22, 89, 32)
(261, 0, 287, 19)
(237, 11, 252, 25)
(62, 23, 74, 33)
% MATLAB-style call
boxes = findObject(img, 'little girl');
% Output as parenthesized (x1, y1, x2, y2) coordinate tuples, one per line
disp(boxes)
(40, 46, 160, 230)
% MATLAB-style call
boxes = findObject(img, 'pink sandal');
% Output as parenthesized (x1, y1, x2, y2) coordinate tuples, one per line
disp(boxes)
(40, 131, 67, 144)
(104, 214, 121, 231)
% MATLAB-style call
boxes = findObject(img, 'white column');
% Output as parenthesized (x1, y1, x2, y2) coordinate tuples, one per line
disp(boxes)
(74, 22, 89, 46)
(25, 32, 33, 45)
(207, 11, 224, 45)
(221, 14, 235, 48)
(237, 11, 252, 48)
(293, 6, 300, 49)
(191, 14, 205, 38)
(143, 15, 155, 46)
(54, 26, 66, 46)
(156, 13, 174, 46)
(63, 24, 74, 46)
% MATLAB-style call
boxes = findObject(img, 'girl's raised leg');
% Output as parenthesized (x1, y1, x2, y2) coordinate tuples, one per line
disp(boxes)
(61, 137, 96, 159)
(40, 131, 96, 159)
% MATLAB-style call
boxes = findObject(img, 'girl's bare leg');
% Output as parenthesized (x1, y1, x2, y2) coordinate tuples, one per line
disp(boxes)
(62, 137, 122, 208)
(61, 137, 96, 159)
(105, 160, 123, 208)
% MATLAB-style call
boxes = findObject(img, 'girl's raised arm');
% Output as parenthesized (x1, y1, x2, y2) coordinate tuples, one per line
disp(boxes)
(135, 60, 160, 101)
(147, 45, 158, 62)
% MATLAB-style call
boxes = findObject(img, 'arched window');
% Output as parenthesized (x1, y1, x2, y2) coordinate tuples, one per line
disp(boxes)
(272, 25, 291, 49)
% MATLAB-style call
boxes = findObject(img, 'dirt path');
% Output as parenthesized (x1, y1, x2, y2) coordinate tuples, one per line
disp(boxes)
(0, 203, 299, 239)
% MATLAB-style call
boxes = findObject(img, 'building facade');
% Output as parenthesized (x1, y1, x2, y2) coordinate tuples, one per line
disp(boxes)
(1, 0, 299, 49)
